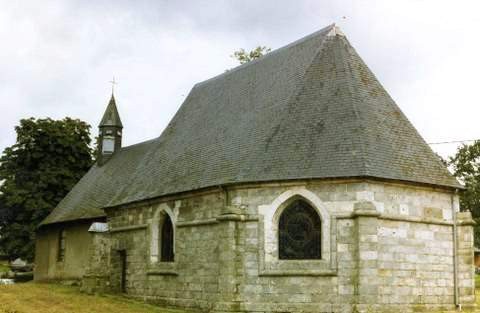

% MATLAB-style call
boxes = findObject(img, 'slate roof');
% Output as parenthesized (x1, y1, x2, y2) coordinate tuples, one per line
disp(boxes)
(41, 24, 461, 226)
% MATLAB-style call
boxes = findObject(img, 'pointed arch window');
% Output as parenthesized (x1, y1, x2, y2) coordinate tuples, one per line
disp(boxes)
(279, 199, 321, 259)
(160, 214, 174, 262)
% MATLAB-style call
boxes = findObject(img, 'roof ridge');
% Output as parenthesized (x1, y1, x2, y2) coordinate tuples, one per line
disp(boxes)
(336, 35, 460, 187)
(239, 24, 335, 171)
(195, 24, 336, 88)
(336, 35, 370, 176)
(273, 26, 338, 118)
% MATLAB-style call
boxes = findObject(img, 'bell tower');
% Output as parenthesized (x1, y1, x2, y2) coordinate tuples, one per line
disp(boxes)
(97, 93, 123, 166)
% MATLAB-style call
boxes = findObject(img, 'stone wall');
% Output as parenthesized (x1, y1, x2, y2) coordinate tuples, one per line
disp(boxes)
(81, 231, 111, 293)
(106, 193, 227, 311)
(91, 179, 474, 313)
(457, 212, 476, 305)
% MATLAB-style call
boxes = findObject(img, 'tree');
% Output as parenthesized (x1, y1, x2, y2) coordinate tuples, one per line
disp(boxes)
(449, 141, 480, 246)
(232, 46, 271, 64)
(0, 195, 6, 257)
(0, 118, 93, 261)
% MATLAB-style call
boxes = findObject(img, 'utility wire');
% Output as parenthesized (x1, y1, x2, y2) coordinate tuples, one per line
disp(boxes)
(428, 139, 479, 145)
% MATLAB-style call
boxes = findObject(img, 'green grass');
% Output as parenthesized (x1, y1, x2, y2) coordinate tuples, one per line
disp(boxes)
(0, 283, 186, 313)
(1, 279, 480, 313)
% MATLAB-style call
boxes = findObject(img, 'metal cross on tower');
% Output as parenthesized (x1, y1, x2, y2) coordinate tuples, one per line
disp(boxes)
(109, 76, 118, 94)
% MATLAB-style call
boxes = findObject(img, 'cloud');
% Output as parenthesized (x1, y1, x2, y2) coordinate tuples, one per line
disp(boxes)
(0, 0, 479, 160)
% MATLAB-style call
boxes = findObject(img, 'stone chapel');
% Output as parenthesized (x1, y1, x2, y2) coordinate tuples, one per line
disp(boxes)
(35, 24, 475, 312)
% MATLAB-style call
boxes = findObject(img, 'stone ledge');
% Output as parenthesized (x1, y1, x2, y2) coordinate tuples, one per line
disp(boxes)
(352, 209, 381, 218)
(177, 218, 218, 227)
(457, 220, 476, 226)
(146, 269, 178, 276)
(216, 214, 259, 222)
(147, 261, 178, 276)
(259, 269, 337, 277)
(336, 212, 456, 226)
(456, 212, 475, 226)
(110, 224, 148, 233)
(380, 214, 454, 226)
(177, 215, 259, 227)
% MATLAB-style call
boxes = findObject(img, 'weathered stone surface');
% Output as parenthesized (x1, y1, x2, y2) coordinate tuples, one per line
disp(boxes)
(80, 180, 474, 312)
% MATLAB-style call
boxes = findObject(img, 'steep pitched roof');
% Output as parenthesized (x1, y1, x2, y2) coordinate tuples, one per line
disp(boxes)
(99, 94, 123, 128)
(41, 24, 461, 226)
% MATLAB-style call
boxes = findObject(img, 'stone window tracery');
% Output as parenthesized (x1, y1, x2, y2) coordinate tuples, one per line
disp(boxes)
(278, 199, 322, 259)
(258, 188, 334, 276)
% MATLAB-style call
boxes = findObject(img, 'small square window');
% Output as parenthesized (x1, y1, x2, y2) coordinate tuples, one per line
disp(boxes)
(102, 137, 115, 153)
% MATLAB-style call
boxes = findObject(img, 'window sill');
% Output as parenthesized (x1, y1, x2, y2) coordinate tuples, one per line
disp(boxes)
(146, 269, 178, 276)
(146, 261, 177, 276)
(260, 258, 336, 277)
(259, 269, 337, 277)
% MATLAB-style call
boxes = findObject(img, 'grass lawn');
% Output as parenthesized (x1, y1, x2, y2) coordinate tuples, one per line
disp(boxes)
(1, 279, 480, 313)
(0, 283, 185, 313)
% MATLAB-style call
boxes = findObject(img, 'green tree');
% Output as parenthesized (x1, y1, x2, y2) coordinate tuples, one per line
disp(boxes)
(449, 141, 480, 246)
(0, 195, 6, 257)
(232, 46, 271, 64)
(0, 118, 93, 261)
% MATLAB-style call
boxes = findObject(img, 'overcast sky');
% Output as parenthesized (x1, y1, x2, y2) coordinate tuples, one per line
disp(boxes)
(1, 0, 479, 160)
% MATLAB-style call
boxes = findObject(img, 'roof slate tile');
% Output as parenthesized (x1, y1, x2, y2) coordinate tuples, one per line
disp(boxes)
(41, 24, 461, 226)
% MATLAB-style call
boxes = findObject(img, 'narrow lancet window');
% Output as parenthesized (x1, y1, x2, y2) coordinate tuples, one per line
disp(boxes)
(279, 199, 321, 259)
(160, 214, 174, 262)
(58, 229, 66, 262)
